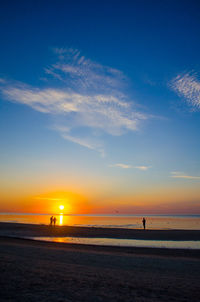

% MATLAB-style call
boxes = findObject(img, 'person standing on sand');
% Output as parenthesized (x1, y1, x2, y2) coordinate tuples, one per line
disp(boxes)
(50, 216, 53, 226)
(142, 217, 146, 230)
(53, 216, 57, 226)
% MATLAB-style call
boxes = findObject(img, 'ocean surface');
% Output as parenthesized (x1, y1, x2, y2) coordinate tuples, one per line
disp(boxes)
(0, 213, 200, 230)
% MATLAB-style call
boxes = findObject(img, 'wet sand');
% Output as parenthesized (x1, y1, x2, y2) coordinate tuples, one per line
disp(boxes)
(0, 222, 200, 301)
(1, 221, 200, 240)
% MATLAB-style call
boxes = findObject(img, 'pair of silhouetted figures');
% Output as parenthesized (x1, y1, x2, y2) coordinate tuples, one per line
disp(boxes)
(142, 217, 146, 230)
(50, 216, 57, 226)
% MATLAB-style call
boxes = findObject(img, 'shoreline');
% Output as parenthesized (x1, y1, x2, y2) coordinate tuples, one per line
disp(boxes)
(1, 221, 200, 241)
(1, 236, 200, 259)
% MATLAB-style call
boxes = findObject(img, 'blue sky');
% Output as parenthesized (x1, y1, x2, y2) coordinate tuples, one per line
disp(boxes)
(0, 0, 200, 213)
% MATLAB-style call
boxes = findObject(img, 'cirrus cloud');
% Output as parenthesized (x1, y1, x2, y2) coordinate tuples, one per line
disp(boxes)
(109, 163, 151, 170)
(170, 171, 200, 180)
(170, 72, 200, 111)
(0, 48, 151, 155)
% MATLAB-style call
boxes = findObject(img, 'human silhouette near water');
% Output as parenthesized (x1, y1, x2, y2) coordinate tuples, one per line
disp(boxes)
(142, 217, 146, 230)
(50, 216, 57, 226)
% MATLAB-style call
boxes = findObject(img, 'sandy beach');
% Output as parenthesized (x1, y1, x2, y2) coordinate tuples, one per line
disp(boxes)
(0, 223, 200, 301)
(1, 221, 200, 240)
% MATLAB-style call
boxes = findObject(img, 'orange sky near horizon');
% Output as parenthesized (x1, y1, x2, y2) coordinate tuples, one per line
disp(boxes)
(0, 185, 200, 215)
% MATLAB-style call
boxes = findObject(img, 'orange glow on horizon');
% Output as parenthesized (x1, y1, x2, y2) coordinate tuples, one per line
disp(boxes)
(21, 190, 94, 214)
(1, 185, 200, 215)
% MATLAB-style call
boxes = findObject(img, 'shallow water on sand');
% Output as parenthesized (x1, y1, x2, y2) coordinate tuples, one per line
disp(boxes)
(0, 213, 200, 230)
(28, 236, 200, 249)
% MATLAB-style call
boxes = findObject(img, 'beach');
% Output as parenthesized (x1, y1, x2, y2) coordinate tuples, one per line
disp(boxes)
(1, 221, 200, 240)
(0, 223, 200, 301)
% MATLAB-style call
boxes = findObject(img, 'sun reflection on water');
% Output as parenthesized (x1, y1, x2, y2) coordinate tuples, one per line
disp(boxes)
(0, 214, 200, 230)
(59, 214, 63, 226)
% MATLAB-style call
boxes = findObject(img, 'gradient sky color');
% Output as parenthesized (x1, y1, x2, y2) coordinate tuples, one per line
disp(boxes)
(0, 0, 200, 214)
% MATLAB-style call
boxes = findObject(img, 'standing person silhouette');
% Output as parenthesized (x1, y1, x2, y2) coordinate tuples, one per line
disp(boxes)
(142, 217, 146, 230)
(50, 216, 53, 226)
(53, 216, 57, 226)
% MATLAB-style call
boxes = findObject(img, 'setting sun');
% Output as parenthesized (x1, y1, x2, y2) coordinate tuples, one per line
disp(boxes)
(59, 205, 64, 210)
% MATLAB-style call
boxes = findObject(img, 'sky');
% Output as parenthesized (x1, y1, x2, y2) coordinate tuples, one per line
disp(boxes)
(0, 0, 200, 214)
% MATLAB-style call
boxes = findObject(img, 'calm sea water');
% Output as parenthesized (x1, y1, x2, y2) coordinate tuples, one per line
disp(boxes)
(0, 213, 200, 230)
(28, 236, 200, 249)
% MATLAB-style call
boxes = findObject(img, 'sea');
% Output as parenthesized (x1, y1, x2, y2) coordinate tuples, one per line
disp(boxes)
(0, 213, 200, 230)
(1, 213, 200, 249)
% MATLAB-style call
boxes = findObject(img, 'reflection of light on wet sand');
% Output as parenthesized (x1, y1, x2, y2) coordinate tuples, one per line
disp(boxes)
(29, 237, 200, 250)
(59, 214, 63, 226)
(54, 237, 65, 243)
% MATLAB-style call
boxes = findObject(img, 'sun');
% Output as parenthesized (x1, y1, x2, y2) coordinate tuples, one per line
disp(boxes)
(59, 205, 64, 210)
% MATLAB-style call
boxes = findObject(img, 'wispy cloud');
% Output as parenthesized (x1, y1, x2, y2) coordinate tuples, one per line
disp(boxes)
(170, 72, 200, 111)
(134, 166, 151, 171)
(0, 48, 151, 154)
(110, 163, 151, 170)
(109, 163, 132, 169)
(55, 125, 105, 156)
(170, 171, 200, 180)
(47, 47, 126, 93)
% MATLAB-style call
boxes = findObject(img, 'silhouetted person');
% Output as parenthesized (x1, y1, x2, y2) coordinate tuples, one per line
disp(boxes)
(50, 216, 53, 226)
(53, 216, 57, 226)
(142, 217, 146, 230)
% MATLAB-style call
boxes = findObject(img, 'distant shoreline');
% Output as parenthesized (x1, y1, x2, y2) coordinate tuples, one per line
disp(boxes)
(1, 212, 200, 217)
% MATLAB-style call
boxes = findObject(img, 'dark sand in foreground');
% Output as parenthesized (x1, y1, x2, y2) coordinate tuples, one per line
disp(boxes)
(0, 222, 200, 301)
